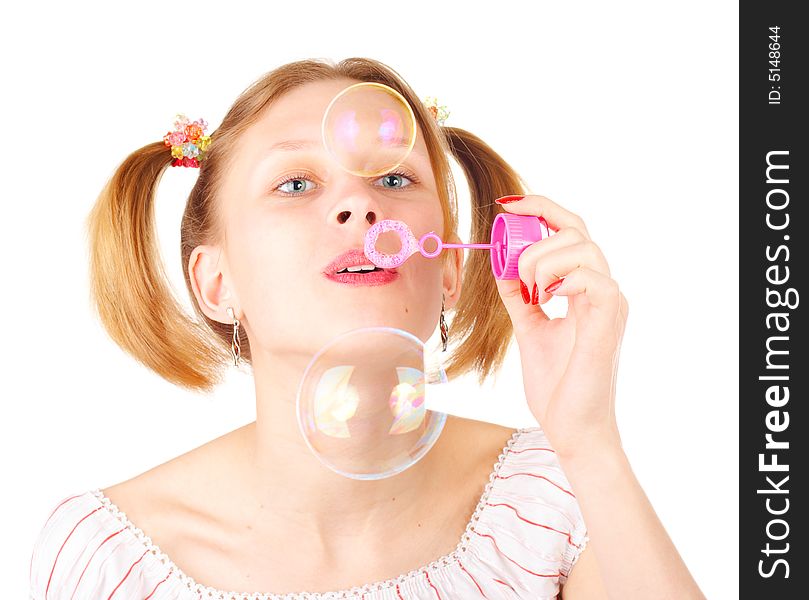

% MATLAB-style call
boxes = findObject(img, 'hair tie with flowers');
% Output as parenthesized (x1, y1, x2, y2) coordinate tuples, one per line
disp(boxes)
(163, 114, 211, 167)
(422, 96, 450, 127)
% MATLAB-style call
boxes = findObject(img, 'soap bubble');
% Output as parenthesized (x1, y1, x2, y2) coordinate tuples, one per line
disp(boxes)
(322, 82, 417, 177)
(296, 327, 448, 480)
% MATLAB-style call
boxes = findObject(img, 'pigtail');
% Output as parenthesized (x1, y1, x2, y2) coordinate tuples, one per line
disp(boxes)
(441, 127, 532, 385)
(85, 142, 228, 392)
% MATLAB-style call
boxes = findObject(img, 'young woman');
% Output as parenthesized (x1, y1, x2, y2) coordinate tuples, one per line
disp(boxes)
(29, 57, 706, 599)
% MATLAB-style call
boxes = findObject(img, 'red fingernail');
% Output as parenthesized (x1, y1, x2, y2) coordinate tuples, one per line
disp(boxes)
(544, 278, 565, 294)
(531, 282, 539, 305)
(495, 195, 525, 204)
(519, 279, 530, 304)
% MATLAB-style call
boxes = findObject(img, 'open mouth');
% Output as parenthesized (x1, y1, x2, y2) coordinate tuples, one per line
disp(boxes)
(325, 264, 399, 286)
(334, 265, 385, 274)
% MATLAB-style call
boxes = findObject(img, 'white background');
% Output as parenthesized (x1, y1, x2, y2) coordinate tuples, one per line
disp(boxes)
(2, 1, 738, 597)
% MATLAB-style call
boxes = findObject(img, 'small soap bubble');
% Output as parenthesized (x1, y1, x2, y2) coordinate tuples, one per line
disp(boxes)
(297, 327, 448, 480)
(322, 82, 417, 177)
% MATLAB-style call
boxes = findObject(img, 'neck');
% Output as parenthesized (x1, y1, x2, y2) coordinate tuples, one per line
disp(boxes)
(237, 348, 456, 559)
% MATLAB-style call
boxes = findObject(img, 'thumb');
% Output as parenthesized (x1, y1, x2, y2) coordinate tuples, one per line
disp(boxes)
(494, 277, 550, 329)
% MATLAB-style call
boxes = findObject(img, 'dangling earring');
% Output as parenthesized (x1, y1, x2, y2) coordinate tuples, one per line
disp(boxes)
(226, 307, 241, 366)
(439, 294, 448, 352)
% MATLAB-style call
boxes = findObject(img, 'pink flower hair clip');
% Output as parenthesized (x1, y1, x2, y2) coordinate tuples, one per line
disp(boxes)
(162, 113, 211, 167)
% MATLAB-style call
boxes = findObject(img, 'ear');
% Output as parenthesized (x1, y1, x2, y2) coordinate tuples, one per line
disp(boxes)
(188, 245, 238, 323)
(441, 232, 464, 309)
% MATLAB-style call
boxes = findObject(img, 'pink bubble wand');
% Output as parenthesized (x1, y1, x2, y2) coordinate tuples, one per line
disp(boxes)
(364, 214, 550, 280)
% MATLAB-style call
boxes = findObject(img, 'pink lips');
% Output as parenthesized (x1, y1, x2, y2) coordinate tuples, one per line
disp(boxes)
(324, 270, 399, 286)
(322, 247, 399, 286)
(324, 248, 397, 273)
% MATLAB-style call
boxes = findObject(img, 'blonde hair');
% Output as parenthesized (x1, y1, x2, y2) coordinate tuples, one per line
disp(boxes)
(86, 57, 531, 393)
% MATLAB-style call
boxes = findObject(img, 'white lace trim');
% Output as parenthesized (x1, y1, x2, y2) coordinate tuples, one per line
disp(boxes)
(89, 428, 526, 600)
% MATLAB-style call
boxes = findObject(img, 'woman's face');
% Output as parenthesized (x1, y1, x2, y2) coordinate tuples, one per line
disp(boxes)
(200, 79, 455, 363)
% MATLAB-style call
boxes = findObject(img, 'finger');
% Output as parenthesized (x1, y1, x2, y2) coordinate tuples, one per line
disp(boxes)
(547, 266, 622, 316)
(524, 241, 612, 305)
(517, 233, 610, 301)
(495, 194, 591, 240)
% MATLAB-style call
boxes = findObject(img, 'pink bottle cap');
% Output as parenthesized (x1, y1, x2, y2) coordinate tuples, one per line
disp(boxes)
(490, 213, 550, 279)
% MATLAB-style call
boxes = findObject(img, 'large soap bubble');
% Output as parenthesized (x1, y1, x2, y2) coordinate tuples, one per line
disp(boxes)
(322, 82, 418, 177)
(296, 327, 448, 480)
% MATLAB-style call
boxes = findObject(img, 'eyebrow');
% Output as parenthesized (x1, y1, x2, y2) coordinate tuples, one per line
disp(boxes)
(267, 139, 319, 152)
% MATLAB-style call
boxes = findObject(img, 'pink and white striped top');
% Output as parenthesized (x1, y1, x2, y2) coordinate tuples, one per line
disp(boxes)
(29, 426, 588, 600)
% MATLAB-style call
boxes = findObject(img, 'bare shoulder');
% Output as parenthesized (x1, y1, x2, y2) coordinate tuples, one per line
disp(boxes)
(439, 414, 518, 472)
(450, 413, 516, 434)
(100, 423, 250, 538)
(443, 413, 517, 444)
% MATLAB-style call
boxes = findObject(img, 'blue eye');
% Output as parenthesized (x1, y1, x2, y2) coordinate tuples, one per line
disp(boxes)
(277, 176, 316, 195)
(273, 169, 419, 197)
(377, 172, 415, 189)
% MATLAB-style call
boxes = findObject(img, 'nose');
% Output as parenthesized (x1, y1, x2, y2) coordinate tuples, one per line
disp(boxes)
(329, 177, 385, 228)
(336, 208, 377, 225)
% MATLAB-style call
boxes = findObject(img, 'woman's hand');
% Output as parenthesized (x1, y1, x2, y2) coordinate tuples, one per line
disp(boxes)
(493, 194, 629, 460)
(493, 199, 708, 598)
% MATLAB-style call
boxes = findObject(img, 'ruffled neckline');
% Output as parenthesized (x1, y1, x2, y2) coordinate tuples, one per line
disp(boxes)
(89, 428, 526, 599)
